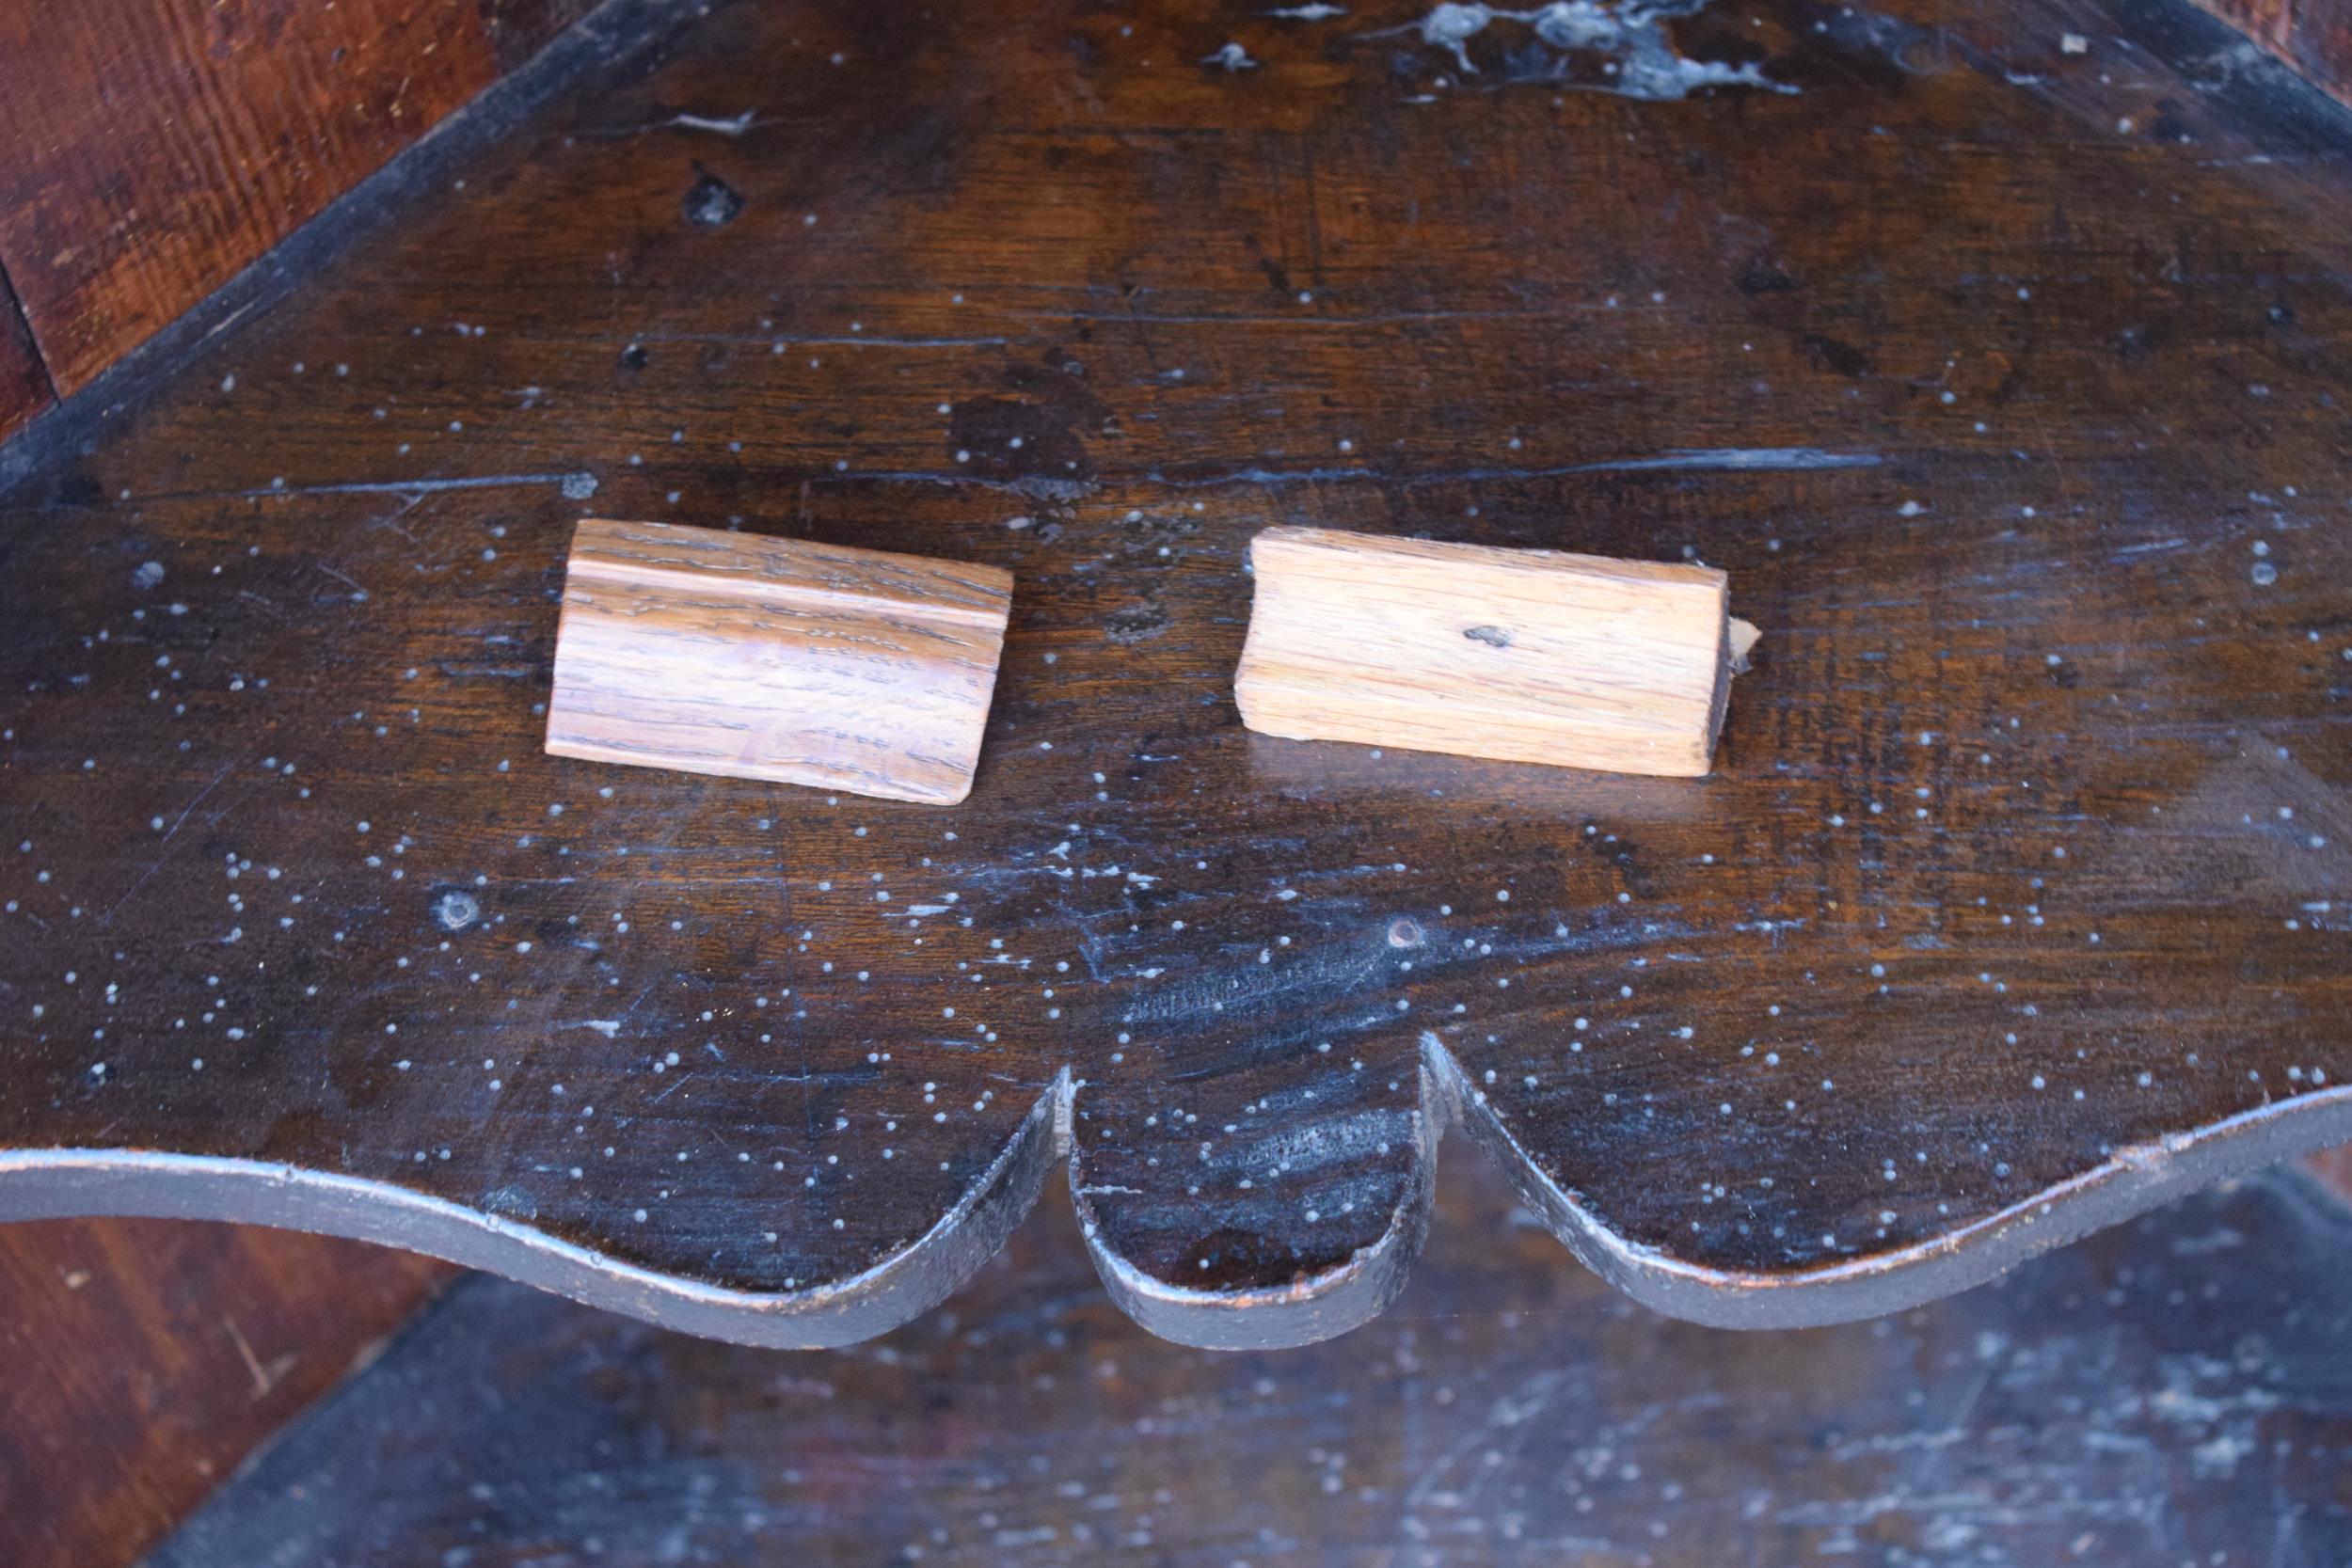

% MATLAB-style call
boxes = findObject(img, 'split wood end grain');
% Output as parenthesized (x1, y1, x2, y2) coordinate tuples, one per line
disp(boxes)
(545, 519, 1013, 804)
(1234, 526, 1756, 778)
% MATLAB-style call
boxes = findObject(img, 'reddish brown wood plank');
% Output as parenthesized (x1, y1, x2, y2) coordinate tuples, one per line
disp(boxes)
(0, 0, 499, 395)
(0, 267, 52, 444)
(0, 1221, 452, 1568)
(2196, 0, 2352, 108)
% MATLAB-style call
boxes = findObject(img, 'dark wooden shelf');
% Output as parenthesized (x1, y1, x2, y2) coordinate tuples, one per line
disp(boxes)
(2, 0, 2350, 1349)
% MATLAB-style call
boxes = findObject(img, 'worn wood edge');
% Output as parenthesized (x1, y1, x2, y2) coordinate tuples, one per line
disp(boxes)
(1230, 678, 1722, 778)
(1232, 672, 1730, 778)
(567, 519, 1016, 626)
(1702, 616, 1762, 763)
(1249, 524, 1735, 593)
(1428, 1035, 2352, 1329)
(2201, 0, 2352, 113)
(1083, 1040, 2352, 1344)
(0, 1072, 1060, 1351)
(1068, 1057, 1444, 1352)
(539, 731, 989, 804)
(4, 1053, 2347, 1348)
(2111, 0, 2352, 142)
(0, 0, 715, 497)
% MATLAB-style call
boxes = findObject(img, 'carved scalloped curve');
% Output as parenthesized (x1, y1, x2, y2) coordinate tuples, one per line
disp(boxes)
(1425, 1037, 2352, 1329)
(0, 1074, 1063, 1352)
(2, 1052, 2349, 1348)
(1070, 1055, 1445, 1351)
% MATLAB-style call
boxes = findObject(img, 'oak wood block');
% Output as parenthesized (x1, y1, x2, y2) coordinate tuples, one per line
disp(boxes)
(545, 519, 1014, 804)
(1234, 526, 1753, 777)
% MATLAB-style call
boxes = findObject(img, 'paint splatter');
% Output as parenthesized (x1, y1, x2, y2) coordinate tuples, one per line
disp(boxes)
(1378, 2, 1794, 100)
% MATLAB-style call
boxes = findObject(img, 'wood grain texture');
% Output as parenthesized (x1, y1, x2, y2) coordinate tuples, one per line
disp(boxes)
(147, 1162, 2352, 1568)
(0, 0, 500, 395)
(547, 518, 1013, 803)
(1, 0, 2351, 1351)
(1235, 527, 1747, 777)
(2194, 0, 2352, 108)
(0, 1221, 451, 1568)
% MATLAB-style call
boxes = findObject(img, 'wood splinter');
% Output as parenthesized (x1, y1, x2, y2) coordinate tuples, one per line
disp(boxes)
(545, 519, 1013, 804)
(1234, 526, 1760, 778)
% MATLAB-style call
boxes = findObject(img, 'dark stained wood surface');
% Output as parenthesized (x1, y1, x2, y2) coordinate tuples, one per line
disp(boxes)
(481, 0, 605, 72)
(145, 1159, 2352, 1568)
(0, 1220, 452, 1568)
(0, 0, 501, 396)
(2, 0, 2351, 1349)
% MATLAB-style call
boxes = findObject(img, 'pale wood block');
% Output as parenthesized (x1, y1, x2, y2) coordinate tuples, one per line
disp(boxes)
(545, 519, 1013, 804)
(1233, 526, 1756, 778)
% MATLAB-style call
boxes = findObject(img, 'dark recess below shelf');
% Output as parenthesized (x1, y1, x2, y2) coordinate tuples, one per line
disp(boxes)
(145, 1158, 2352, 1568)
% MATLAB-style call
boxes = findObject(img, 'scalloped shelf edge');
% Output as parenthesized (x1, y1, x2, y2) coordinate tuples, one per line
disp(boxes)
(0, 1046, 2346, 1350)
